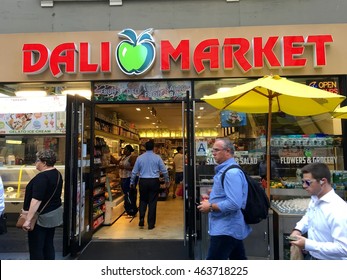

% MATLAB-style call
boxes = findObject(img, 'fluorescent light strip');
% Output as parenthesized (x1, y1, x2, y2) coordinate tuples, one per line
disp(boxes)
(15, 90, 47, 97)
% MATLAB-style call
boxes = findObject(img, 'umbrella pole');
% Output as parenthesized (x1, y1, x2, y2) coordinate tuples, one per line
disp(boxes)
(266, 97, 272, 199)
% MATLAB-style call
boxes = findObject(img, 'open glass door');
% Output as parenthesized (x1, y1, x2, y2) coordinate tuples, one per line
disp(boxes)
(63, 94, 93, 257)
(185, 94, 201, 259)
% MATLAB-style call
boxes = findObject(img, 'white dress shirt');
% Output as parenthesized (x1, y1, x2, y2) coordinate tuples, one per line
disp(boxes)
(295, 189, 347, 260)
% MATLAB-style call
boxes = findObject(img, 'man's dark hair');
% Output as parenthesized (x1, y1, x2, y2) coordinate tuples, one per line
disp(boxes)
(124, 144, 134, 152)
(301, 162, 331, 183)
(145, 140, 155, 151)
(176, 146, 183, 153)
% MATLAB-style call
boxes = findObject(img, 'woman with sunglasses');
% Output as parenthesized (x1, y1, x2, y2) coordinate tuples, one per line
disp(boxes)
(289, 162, 347, 260)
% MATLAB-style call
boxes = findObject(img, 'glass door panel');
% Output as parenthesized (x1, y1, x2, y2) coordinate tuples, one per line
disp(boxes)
(63, 95, 93, 257)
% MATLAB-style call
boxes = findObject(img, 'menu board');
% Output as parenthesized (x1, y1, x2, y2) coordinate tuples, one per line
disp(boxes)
(94, 80, 191, 102)
(0, 112, 66, 134)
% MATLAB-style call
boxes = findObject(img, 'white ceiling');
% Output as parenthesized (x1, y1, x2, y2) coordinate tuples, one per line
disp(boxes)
(96, 102, 221, 131)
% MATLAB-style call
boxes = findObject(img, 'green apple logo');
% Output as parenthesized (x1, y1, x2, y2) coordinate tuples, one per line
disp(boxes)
(116, 28, 156, 76)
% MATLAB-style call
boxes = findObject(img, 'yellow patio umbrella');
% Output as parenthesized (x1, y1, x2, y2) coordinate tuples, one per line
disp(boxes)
(202, 75, 345, 197)
(332, 106, 347, 119)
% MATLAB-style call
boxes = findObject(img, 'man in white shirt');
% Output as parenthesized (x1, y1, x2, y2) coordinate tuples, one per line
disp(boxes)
(172, 146, 184, 198)
(290, 162, 347, 260)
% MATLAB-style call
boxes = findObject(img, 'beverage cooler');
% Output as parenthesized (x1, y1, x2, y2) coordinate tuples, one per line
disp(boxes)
(0, 95, 94, 257)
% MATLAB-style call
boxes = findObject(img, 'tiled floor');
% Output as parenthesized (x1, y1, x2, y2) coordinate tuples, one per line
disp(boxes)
(94, 194, 185, 240)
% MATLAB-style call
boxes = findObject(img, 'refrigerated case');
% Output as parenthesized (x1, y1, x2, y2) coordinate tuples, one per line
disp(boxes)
(94, 164, 124, 226)
(104, 166, 124, 225)
(0, 164, 65, 226)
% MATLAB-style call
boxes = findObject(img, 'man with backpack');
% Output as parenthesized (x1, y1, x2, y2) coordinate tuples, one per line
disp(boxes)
(197, 138, 252, 260)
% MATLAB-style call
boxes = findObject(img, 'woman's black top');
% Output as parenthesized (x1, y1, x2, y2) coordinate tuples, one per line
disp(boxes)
(23, 169, 63, 214)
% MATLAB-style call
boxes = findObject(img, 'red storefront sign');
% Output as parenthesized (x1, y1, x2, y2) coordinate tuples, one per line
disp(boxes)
(22, 34, 333, 77)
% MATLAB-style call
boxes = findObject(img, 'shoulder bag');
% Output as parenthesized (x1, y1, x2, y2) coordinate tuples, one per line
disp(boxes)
(16, 172, 60, 230)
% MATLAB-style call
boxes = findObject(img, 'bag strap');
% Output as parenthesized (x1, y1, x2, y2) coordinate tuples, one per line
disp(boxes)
(38, 170, 60, 214)
(221, 164, 244, 188)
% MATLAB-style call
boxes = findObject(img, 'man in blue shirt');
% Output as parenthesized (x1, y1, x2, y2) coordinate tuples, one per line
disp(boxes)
(198, 138, 251, 259)
(130, 140, 169, 230)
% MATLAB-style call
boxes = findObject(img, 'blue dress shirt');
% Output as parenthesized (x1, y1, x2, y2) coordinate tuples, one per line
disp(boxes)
(208, 158, 252, 240)
(130, 151, 169, 185)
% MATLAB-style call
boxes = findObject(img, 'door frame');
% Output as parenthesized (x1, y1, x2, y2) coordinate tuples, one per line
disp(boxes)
(185, 92, 200, 259)
(63, 94, 93, 257)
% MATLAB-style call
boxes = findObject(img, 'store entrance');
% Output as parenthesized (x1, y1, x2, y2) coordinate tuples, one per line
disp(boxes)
(92, 102, 186, 241)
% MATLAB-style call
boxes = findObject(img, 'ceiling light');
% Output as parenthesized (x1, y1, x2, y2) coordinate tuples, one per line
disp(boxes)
(145, 117, 150, 119)
(136, 108, 141, 111)
(6, 140, 22, 145)
(199, 107, 204, 110)
(62, 89, 91, 99)
(217, 87, 231, 93)
(15, 90, 47, 97)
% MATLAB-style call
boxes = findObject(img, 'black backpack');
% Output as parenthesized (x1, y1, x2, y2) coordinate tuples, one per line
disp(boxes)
(221, 165, 270, 224)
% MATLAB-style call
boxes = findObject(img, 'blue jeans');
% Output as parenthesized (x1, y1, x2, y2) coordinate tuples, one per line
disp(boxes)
(206, 235, 247, 260)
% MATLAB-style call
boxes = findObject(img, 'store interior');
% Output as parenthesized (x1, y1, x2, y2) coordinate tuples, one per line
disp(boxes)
(92, 102, 192, 240)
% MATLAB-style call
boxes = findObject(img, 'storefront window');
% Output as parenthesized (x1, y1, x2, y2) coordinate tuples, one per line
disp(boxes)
(194, 77, 344, 188)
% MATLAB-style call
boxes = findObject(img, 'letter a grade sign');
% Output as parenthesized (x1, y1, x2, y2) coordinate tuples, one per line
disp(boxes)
(196, 141, 208, 156)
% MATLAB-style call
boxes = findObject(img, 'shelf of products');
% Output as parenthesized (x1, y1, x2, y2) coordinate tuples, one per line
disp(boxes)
(94, 116, 139, 143)
(94, 136, 111, 166)
(104, 168, 122, 201)
(93, 164, 125, 227)
(104, 167, 124, 225)
(93, 130, 127, 226)
(92, 166, 107, 230)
